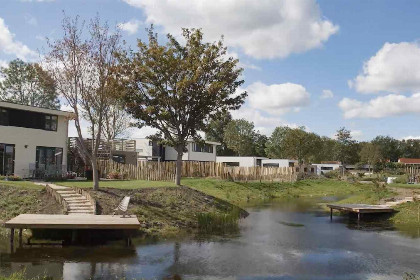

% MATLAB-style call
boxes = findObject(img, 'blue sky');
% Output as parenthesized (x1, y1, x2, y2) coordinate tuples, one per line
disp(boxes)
(1, 0, 420, 141)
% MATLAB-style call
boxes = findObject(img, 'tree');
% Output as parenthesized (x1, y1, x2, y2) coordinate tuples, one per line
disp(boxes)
(400, 139, 420, 159)
(205, 111, 236, 156)
(0, 59, 59, 109)
(223, 119, 256, 156)
(335, 127, 356, 175)
(254, 133, 268, 157)
(45, 16, 122, 190)
(359, 142, 382, 172)
(282, 127, 320, 166)
(265, 126, 292, 159)
(371, 136, 400, 162)
(117, 28, 246, 185)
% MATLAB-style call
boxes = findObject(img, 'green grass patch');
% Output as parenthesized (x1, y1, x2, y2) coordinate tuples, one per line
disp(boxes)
(0, 180, 42, 189)
(197, 208, 241, 234)
(389, 183, 420, 190)
(56, 179, 175, 189)
(333, 185, 395, 205)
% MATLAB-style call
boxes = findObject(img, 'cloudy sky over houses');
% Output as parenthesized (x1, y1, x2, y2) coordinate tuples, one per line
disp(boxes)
(1, 0, 420, 141)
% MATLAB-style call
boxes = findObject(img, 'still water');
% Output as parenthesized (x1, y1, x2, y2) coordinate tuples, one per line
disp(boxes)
(0, 198, 419, 280)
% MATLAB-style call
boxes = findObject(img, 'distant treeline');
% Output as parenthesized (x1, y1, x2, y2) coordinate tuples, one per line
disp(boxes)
(206, 113, 417, 169)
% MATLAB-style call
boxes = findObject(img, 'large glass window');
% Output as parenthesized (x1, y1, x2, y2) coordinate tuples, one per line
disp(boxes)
(0, 108, 9, 126)
(192, 143, 214, 153)
(0, 107, 58, 131)
(0, 143, 15, 175)
(36, 147, 63, 169)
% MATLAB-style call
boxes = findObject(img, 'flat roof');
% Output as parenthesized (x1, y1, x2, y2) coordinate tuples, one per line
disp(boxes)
(0, 101, 74, 117)
(5, 214, 141, 230)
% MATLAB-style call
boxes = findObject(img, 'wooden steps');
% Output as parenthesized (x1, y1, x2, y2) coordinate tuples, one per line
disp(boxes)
(42, 183, 96, 215)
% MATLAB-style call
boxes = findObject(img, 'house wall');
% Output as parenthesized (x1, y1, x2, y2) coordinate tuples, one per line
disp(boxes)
(135, 138, 153, 158)
(0, 115, 69, 177)
(165, 142, 217, 162)
(261, 159, 294, 167)
(312, 164, 340, 175)
(216, 156, 268, 167)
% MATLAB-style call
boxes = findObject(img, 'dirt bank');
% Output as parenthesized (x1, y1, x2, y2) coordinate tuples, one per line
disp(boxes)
(0, 184, 63, 222)
(87, 186, 247, 237)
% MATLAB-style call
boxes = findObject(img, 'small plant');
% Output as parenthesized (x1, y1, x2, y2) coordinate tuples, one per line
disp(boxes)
(4, 175, 22, 181)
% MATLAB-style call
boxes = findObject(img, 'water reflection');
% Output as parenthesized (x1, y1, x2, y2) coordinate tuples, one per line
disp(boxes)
(0, 198, 419, 280)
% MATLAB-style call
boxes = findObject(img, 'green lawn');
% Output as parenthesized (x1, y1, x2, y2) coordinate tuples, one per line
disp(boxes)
(57, 179, 176, 189)
(389, 183, 420, 190)
(55, 178, 373, 205)
(0, 180, 42, 189)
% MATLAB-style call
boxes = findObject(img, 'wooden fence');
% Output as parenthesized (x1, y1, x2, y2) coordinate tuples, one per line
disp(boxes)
(97, 160, 299, 182)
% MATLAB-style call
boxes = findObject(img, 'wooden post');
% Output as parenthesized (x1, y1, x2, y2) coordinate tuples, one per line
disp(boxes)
(10, 228, 14, 251)
(330, 208, 333, 221)
(357, 212, 361, 221)
(18, 229, 23, 247)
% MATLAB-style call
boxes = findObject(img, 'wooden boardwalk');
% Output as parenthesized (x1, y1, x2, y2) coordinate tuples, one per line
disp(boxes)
(5, 214, 140, 249)
(327, 204, 394, 221)
(5, 214, 140, 230)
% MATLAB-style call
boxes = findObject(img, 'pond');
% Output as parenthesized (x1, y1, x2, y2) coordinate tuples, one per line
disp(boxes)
(0, 198, 419, 280)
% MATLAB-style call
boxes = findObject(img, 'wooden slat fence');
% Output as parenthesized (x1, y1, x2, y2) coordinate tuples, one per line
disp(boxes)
(97, 160, 299, 182)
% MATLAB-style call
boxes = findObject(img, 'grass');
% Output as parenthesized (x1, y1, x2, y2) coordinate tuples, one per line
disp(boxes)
(0, 180, 42, 189)
(197, 208, 241, 234)
(57, 179, 175, 189)
(389, 183, 420, 190)
(182, 178, 362, 205)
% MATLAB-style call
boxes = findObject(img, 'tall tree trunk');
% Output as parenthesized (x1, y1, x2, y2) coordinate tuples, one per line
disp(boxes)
(92, 156, 99, 191)
(175, 147, 183, 186)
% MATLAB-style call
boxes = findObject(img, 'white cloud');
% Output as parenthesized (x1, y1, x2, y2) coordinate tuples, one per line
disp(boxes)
(122, 0, 338, 59)
(130, 126, 158, 138)
(400, 136, 420, 140)
(321, 89, 334, 99)
(0, 17, 37, 61)
(24, 14, 38, 26)
(0, 60, 7, 68)
(339, 93, 420, 119)
(246, 82, 310, 115)
(117, 19, 142, 35)
(350, 42, 420, 94)
(350, 130, 363, 141)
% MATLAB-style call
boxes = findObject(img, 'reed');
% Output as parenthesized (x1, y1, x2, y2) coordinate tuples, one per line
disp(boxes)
(197, 207, 241, 233)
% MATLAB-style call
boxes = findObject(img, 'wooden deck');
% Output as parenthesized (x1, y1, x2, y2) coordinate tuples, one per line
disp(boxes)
(5, 214, 140, 230)
(327, 203, 394, 221)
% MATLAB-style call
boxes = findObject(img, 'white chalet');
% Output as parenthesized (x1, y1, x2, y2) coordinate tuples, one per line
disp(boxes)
(0, 101, 73, 178)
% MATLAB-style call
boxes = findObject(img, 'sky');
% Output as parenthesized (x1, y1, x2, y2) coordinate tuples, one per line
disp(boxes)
(1, 0, 420, 141)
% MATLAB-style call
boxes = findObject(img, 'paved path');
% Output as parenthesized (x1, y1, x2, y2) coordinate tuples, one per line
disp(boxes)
(35, 182, 95, 215)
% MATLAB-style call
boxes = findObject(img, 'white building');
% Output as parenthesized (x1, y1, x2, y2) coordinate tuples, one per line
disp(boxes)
(261, 159, 298, 168)
(216, 156, 298, 168)
(0, 101, 73, 178)
(312, 163, 341, 175)
(133, 138, 220, 162)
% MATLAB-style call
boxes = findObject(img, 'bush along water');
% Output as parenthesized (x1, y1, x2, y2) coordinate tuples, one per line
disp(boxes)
(197, 207, 242, 234)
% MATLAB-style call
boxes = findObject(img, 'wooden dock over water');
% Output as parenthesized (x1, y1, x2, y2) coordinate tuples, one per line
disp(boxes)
(5, 214, 140, 249)
(327, 204, 394, 221)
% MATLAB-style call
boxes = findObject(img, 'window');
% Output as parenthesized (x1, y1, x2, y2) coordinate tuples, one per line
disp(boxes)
(0, 108, 9, 126)
(148, 141, 153, 146)
(321, 167, 333, 171)
(0, 107, 58, 131)
(45, 115, 58, 131)
(36, 147, 63, 168)
(225, 162, 240, 167)
(0, 143, 15, 175)
(192, 143, 214, 153)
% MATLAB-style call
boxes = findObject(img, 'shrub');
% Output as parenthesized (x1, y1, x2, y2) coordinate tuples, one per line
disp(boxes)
(107, 171, 128, 180)
(197, 208, 240, 234)
(4, 175, 22, 181)
(323, 169, 341, 179)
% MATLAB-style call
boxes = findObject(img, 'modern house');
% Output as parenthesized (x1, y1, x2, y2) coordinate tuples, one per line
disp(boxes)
(216, 156, 298, 168)
(312, 163, 341, 175)
(134, 138, 220, 162)
(0, 101, 73, 178)
(216, 156, 268, 167)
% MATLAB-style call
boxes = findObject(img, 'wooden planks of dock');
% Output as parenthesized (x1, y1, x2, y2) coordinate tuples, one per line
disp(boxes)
(327, 203, 394, 221)
(5, 214, 140, 230)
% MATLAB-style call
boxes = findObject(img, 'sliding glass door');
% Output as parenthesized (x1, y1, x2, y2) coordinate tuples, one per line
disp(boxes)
(0, 143, 15, 175)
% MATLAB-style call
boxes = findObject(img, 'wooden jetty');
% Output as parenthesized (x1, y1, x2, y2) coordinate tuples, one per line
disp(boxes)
(327, 204, 394, 221)
(5, 214, 140, 248)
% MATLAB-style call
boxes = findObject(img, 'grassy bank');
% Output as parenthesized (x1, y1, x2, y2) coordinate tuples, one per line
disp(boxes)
(0, 182, 62, 222)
